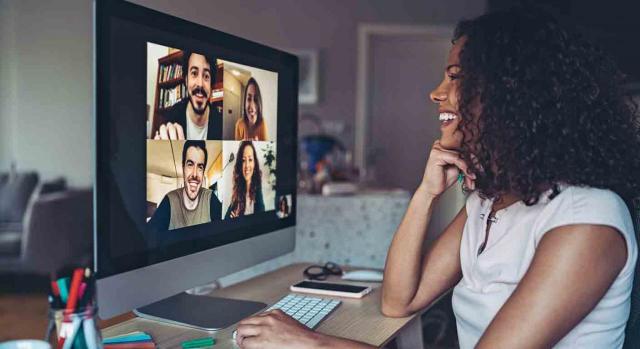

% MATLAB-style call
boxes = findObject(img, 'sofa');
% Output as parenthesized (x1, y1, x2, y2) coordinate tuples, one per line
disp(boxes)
(0, 172, 92, 275)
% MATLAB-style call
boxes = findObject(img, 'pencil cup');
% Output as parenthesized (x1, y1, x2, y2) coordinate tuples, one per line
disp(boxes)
(49, 306, 103, 349)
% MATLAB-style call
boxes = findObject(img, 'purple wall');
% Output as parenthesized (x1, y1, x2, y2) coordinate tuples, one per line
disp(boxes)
(0, 0, 485, 185)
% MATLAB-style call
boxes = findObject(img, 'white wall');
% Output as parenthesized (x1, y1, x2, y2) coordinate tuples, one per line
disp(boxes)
(0, 0, 16, 171)
(0, 0, 92, 185)
(222, 70, 243, 140)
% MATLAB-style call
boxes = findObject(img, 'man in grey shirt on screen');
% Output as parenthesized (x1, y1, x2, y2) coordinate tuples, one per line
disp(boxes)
(148, 140, 222, 231)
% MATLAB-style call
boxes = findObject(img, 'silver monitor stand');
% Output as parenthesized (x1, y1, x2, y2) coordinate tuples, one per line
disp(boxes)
(97, 227, 295, 323)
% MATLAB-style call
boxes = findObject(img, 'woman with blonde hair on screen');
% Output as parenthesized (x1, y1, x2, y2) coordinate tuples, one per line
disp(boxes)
(235, 77, 269, 141)
(233, 6, 640, 349)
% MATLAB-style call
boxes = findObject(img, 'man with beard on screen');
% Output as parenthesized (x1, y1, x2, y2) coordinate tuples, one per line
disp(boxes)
(153, 51, 222, 140)
(148, 141, 222, 231)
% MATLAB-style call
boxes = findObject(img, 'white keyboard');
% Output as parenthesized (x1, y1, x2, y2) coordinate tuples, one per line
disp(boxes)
(233, 294, 341, 341)
(266, 294, 341, 329)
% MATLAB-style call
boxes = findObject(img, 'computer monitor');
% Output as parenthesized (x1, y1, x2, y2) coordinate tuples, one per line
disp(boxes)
(94, 0, 298, 329)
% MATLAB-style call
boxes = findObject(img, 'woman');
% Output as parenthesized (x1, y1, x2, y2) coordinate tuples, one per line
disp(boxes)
(277, 196, 290, 218)
(235, 7, 640, 349)
(235, 77, 269, 141)
(226, 141, 265, 218)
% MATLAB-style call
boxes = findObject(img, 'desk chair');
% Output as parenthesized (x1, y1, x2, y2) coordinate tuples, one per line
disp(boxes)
(623, 198, 640, 349)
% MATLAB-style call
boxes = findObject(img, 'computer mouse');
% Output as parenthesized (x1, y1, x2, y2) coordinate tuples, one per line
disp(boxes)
(341, 270, 384, 282)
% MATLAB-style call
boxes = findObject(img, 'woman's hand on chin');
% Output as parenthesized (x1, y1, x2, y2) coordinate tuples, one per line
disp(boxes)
(236, 310, 327, 349)
(420, 140, 475, 199)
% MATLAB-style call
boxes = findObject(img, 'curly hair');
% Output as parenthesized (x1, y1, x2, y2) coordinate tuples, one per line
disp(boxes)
(230, 141, 262, 215)
(453, 6, 640, 205)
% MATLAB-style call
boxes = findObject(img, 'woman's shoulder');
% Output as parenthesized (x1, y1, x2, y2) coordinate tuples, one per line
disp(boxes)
(542, 185, 628, 217)
(535, 185, 635, 244)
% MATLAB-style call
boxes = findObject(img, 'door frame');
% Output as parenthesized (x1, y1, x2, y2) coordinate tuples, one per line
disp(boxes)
(355, 24, 454, 179)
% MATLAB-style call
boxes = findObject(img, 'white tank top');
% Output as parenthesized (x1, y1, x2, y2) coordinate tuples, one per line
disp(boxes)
(452, 185, 637, 348)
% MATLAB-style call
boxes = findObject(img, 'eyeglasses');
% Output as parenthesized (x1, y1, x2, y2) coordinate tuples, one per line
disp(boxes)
(303, 262, 343, 281)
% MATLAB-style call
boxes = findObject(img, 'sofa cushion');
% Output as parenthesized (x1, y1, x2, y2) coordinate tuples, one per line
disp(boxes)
(40, 178, 67, 195)
(0, 172, 39, 223)
(0, 231, 21, 256)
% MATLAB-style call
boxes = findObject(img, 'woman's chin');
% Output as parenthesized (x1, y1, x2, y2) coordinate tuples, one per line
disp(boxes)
(439, 137, 461, 150)
(439, 129, 464, 150)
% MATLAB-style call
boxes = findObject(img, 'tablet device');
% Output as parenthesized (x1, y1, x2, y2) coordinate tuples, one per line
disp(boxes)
(290, 280, 372, 298)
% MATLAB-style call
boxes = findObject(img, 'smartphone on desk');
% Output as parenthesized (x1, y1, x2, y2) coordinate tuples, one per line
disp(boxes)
(290, 280, 372, 298)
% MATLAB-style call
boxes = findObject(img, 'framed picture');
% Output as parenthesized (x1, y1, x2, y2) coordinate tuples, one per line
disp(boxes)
(289, 49, 319, 105)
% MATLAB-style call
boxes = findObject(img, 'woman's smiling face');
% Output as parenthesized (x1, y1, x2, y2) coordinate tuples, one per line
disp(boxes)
(242, 145, 255, 184)
(429, 37, 466, 150)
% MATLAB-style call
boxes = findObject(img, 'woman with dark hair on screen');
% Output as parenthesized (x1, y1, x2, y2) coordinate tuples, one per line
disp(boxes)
(235, 77, 269, 141)
(234, 6, 640, 349)
(226, 141, 265, 218)
(277, 196, 290, 218)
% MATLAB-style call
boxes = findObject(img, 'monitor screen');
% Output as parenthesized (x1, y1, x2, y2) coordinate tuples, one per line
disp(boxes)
(95, 0, 298, 279)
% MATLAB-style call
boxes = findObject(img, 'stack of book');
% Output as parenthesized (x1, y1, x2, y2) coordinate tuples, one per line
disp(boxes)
(103, 331, 156, 349)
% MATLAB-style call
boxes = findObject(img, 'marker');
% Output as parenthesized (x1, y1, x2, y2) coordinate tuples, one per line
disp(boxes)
(80, 277, 95, 307)
(79, 282, 88, 300)
(181, 337, 216, 348)
(83, 317, 99, 349)
(51, 280, 61, 297)
(66, 268, 85, 312)
(57, 277, 70, 304)
(62, 317, 82, 349)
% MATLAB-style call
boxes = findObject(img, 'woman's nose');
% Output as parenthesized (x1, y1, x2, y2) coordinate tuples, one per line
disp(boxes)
(429, 82, 447, 103)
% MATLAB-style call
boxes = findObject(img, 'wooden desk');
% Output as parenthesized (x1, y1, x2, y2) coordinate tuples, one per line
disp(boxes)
(102, 263, 429, 348)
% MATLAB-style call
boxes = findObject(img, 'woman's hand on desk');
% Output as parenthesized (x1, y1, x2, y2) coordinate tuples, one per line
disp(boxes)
(236, 309, 324, 349)
(236, 309, 376, 349)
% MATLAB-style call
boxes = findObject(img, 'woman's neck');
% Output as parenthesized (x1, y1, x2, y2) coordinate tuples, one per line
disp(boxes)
(491, 192, 520, 213)
(245, 182, 252, 197)
(246, 117, 259, 129)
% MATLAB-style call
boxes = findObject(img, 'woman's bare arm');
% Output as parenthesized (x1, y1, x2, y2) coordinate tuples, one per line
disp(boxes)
(382, 140, 473, 317)
(476, 224, 627, 348)
(382, 194, 466, 317)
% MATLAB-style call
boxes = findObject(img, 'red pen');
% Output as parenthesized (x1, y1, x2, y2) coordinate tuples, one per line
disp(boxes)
(51, 280, 60, 297)
(66, 268, 84, 312)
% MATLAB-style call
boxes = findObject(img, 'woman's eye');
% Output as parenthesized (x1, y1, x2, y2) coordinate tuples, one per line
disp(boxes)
(448, 74, 459, 81)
